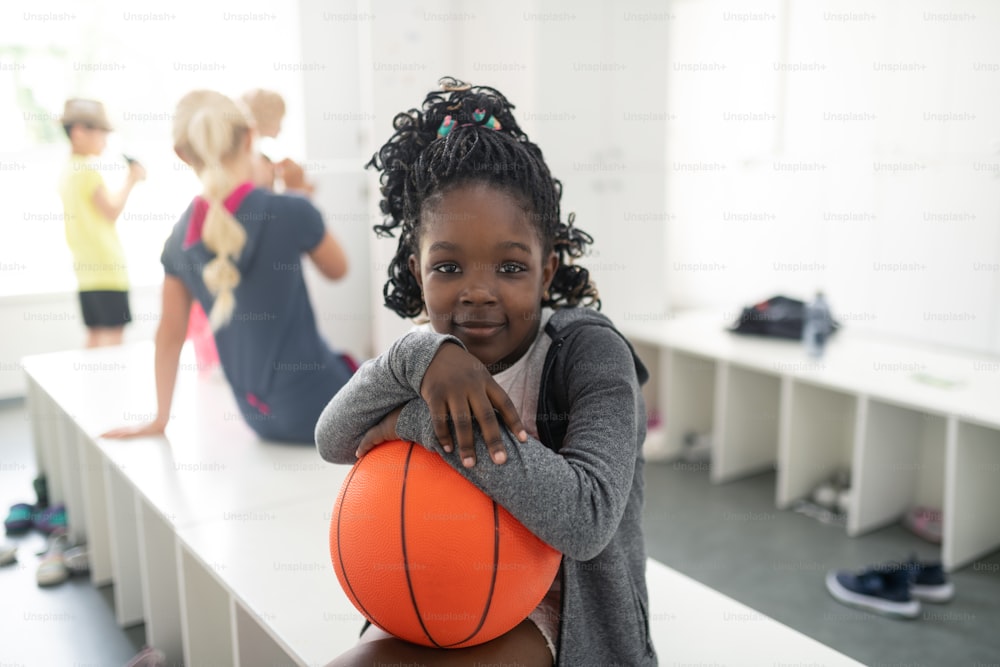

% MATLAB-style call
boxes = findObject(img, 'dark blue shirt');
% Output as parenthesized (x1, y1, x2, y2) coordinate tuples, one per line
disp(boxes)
(161, 188, 352, 442)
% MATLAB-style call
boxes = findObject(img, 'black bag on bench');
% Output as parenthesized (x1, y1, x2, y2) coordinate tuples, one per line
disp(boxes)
(729, 295, 839, 340)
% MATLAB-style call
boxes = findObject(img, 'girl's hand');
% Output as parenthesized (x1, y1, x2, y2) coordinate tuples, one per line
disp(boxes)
(101, 419, 167, 439)
(356, 406, 404, 459)
(420, 343, 527, 468)
(277, 158, 315, 195)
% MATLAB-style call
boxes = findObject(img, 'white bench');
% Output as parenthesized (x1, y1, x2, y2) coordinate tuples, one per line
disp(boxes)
(23, 342, 862, 666)
(625, 310, 1000, 572)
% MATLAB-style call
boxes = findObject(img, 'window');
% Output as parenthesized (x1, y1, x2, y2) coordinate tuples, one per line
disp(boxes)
(1, 0, 307, 297)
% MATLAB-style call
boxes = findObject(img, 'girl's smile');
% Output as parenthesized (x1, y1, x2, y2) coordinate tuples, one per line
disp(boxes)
(410, 182, 557, 372)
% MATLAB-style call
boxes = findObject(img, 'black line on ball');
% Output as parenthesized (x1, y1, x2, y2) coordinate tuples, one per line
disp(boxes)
(401, 442, 443, 647)
(336, 455, 381, 630)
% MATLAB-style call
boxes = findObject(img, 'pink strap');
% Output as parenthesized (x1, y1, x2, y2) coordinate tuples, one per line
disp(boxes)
(245, 392, 271, 415)
(183, 182, 256, 249)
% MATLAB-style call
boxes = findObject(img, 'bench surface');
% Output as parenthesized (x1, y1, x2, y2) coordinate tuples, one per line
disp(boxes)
(22, 342, 862, 666)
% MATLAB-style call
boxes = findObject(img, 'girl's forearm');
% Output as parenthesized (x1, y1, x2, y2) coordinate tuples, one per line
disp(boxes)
(315, 330, 461, 464)
(153, 329, 185, 428)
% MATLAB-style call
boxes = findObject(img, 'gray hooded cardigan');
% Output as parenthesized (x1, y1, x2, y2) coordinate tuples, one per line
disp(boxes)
(315, 307, 658, 666)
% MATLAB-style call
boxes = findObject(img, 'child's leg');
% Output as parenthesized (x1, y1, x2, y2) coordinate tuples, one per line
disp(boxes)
(85, 326, 124, 348)
(327, 619, 553, 667)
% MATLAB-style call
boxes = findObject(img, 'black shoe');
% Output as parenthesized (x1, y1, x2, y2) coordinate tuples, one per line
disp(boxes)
(33, 475, 48, 509)
(904, 555, 954, 603)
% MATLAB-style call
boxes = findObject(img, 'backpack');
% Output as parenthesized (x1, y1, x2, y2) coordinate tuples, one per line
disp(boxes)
(730, 295, 839, 340)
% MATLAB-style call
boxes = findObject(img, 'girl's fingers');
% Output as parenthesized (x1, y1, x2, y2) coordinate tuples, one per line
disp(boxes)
(356, 407, 404, 459)
(429, 399, 455, 453)
(450, 399, 477, 468)
(488, 383, 528, 443)
(469, 395, 507, 465)
(355, 436, 378, 458)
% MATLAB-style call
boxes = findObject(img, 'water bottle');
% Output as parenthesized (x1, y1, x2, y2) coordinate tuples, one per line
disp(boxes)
(802, 291, 832, 358)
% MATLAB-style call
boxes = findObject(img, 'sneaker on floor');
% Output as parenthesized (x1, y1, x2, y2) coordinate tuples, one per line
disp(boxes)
(4, 503, 35, 534)
(63, 545, 89, 575)
(825, 563, 921, 619)
(36, 531, 71, 587)
(36, 553, 68, 587)
(903, 506, 943, 544)
(33, 474, 49, 509)
(125, 646, 167, 667)
(32, 504, 67, 535)
(904, 556, 954, 603)
(0, 541, 16, 566)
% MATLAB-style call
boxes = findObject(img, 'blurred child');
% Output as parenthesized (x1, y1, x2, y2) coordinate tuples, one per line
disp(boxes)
(241, 88, 314, 195)
(58, 98, 146, 347)
(103, 90, 354, 444)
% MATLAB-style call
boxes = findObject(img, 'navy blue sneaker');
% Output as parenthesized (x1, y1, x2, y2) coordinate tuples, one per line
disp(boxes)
(826, 563, 920, 618)
(904, 556, 954, 603)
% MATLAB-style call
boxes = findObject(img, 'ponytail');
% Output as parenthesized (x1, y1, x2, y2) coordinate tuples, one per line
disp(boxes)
(173, 91, 253, 330)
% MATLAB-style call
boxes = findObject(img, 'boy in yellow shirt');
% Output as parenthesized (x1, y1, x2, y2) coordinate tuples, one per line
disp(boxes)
(58, 99, 146, 347)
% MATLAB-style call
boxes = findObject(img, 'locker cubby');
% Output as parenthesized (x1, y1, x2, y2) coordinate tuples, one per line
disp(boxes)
(778, 381, 856, 509)
(849, 400, 947, 537)
(713, 363, 782, 483)
(662, 350, 717, 460)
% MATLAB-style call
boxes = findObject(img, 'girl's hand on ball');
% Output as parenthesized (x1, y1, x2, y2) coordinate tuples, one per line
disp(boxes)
(421, 343, 527, 468)
(357, 406, 404, 458)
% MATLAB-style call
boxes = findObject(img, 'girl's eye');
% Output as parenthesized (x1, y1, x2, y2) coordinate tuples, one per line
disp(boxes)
(432, 263, 460, 274)
(499, 262, 526, 274)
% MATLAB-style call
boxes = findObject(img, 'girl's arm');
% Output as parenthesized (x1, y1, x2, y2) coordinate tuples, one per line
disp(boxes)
(314, 330, 461, 464)
(307, 231, 348, 280)
(102, 276, 191, 438)
(393, 325, 642, 561)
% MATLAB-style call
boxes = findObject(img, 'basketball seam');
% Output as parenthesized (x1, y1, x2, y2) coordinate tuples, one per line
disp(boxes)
(440, 498, 501, 648)
(401, 442, 444, 648)
(335, 458, 383, 632)
(470, 500, 502, 644)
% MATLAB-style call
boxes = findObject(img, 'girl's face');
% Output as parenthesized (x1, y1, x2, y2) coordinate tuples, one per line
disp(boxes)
(409, 182, 558, 372)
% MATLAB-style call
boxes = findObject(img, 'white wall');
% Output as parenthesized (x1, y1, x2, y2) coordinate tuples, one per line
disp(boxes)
(663, 0, 1000, 355)
(296, 0, 375, 361)
(0, 286, 161, 397)
(1, 0, 372, 398)
(5, 0, 999, 399)
(362, 0, 670, 351)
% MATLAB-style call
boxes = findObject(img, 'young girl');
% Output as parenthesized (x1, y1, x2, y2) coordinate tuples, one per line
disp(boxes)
(104, 90, 355, 444)
(316, 78, 656, 666)
(241, 88, 315, 195)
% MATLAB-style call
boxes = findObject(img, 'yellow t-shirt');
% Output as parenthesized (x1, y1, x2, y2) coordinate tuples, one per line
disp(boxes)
(59, 155, 129, 291)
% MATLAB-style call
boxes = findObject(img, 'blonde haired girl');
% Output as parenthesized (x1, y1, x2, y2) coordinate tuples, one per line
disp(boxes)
(105, 90, 355, 443)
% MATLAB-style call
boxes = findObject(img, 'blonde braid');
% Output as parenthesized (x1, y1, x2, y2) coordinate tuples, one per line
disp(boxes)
(173, 92, 252, 330)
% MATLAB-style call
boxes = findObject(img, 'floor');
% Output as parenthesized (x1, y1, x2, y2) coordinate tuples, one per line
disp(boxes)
(641, 457, 1000, 666)
(2, 396, 999, 666)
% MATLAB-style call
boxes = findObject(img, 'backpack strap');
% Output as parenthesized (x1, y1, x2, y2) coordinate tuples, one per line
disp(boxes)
(536, 316, 648, 452)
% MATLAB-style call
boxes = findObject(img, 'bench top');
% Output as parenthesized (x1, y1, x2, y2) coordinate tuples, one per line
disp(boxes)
(23, 342, 862, 665)
(180, 491, 862, 666)
(622, 309, 1000, 429)
(24, 342, 339, 530)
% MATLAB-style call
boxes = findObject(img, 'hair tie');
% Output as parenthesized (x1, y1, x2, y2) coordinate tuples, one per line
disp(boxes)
(437, 108, 501, 138)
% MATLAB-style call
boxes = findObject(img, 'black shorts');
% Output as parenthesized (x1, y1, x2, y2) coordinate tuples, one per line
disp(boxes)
(79, 290, 131, 328)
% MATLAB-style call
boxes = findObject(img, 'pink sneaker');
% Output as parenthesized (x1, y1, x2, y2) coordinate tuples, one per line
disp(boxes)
(125, 646, 166, 667)
(903, 506, 943, 543)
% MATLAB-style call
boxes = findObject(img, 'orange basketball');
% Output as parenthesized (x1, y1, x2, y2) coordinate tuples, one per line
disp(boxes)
(329, 439, 561, 648)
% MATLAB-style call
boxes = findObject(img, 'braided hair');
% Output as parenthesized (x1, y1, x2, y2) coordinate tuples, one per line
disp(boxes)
(368, 76, 599, 319)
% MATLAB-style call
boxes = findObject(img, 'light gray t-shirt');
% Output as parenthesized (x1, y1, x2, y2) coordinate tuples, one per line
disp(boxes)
(490, 308, 553, 439)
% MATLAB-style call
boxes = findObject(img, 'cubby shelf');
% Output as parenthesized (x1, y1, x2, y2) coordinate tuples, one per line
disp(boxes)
(626, 311, 1000, 572)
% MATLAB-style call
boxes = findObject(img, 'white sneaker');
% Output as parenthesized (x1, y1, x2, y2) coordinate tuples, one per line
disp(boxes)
(0, 541, 16, 566)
